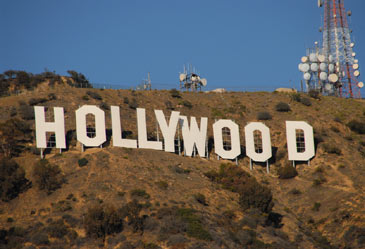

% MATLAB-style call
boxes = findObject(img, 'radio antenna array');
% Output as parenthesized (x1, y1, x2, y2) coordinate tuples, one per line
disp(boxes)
(298, 0, 362, 98)
(179, 64, 207, 92)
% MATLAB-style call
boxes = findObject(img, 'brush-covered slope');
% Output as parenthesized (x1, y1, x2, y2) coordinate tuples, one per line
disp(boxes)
(0, 83, 365, 249)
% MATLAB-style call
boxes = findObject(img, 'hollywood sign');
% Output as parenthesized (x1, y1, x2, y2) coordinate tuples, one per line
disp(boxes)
(34, 105, 315, 162)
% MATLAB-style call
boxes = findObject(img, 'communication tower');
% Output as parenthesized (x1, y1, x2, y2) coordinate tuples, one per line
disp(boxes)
(136, 72, 152, 90)
(179, 64, 207, 92)
(298, 0, 363, 98)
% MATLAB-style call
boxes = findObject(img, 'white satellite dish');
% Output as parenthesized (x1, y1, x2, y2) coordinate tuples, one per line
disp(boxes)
(320, 62, 327, 71)
(325, 83, 332, 91)
(179, 73, 187, 81)
(303, 73, 311, 81)
(320, 72, 328, 81)
(298, 63, 304, 72)
(354, 70, 360, 77)
(301, 63, 310, 72)
(329, 55, 334, 63)
(329, 64, 335, 73)
(328, 73, 339, 83)
(200, 78, 207, 86)
(354, 59, 359, 64)
(350, 42, 355, 48)
(318, 54, 326, 63)
(309, 53, 317, 62)
(358, 82, 364, 88)
(301, 56, 309, 63)
(352, 52, 356, 57)
(191, 75, 198, 81)
(353, 64, 359, 70)
(311, 63, 319, 72)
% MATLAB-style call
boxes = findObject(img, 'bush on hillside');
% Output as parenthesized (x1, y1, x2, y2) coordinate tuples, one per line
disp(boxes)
(86, 91, 102, 100)
(308, 89, 321, 99)
(67, 70, 92, 88)
(347, 120, 365, 134)
(275, 102, 291, 112)
(0, 158, 31, 201)
(205, 164, 273, 213)
(278, 164, 298, 179)
(170, 89, 181, 98)
(0, 118, 32, 157)
(128, 98, 138, 109)
(300, 97, 312, 106)
(84, 203, 124, 239)
(78, 158, 88, 167)
(257, 111, 272, 121)
(33, 159, 65, 194)
(323, 143, 341, 155)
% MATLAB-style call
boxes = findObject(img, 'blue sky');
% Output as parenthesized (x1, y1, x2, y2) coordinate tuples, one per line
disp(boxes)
(1, 0, 364, 92)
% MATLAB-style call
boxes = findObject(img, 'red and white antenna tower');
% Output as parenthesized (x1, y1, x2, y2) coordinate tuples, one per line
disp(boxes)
(320, 0, 362, 98)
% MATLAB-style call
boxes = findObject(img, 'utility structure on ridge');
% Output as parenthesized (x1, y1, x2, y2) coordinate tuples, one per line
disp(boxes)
(179, 64, 207, 92)
(298, 0, 363, 98)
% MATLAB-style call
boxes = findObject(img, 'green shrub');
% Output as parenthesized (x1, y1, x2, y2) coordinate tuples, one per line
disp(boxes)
(78, 158, 88, 167)
(28, 98, 47, 106)
(0, 158, 31, 201)
(84, 203, 124, 239)
(323, 143, 341, 155)
(48, 93, 57, 100)
(67, 70, 92, 88)
(170, 89, 181, 98)
(156, 181, 168, 190)
(300, 97, 312, 106)
(86, 91, 102, 100)
(46, 219, 69, 238)
(308, 89, 320, 99)
(82, 95, 89, 101)
(275, 102, 291, 112)
(289, 188, 301, 195)
(128, 98, 138, 109)
(181, 100, 192, 109)
(205, 164, 273, 213)
(177, 208, 212, 241)
(290, 93, 301, 102)
(33, 159, 64, 194)
(130, 189, 150, 199)
(193, 193, 208, 206)
(257, 111, 272, 120)
(18, 104, 34, 120)
(312, 202, 321, 212)
(120, 200, 145, 232)
(165, 100, 173, 110)
(278, 164, 298, 179)
(347, 120, 365, 134)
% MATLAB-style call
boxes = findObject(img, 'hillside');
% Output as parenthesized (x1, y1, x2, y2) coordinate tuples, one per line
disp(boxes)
(1, 82, 365, 249)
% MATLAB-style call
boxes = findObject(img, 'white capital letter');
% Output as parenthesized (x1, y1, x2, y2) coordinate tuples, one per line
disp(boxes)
(111, 106, 137, 148)
(155, 110, 180, 152)
(180, 116, 208, 157)
(244, 122, 272, 162)
(286, 121, 315, 161)
(35, 106, 66, 149)
(76, 105, 106, 147)
(213, 120, 241, 159)
(137, 108, 162, 150)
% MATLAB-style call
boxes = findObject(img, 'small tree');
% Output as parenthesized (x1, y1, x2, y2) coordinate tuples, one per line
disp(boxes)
(33, 159, 64, 194)
(278, 164, 298, 179)
(0, 158, 31, 201)
(275, 102, 291, 112)
(257, 111, 272, 120)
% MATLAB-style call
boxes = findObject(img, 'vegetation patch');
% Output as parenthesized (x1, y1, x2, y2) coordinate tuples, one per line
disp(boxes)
(275, 102, 291, 112)
(347, 120, 365, 134)
(78, 157, 89, 167)
(0, 158, 31, 201)
(33, 159, 65, 194)
(205, 164, 273, 213)
(278, 164, 298, 179)
(130, 189, 150, 199)
(257, 111, 272, 120)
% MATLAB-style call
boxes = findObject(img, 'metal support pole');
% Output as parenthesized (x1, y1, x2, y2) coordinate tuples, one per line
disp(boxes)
(250, 159, 253, 171)
(156, 121, 160, 142)
(292, 160, 296, 168)
(308, 160, 310, 166)
(266, 160, 270, 174)
(235, 157, 238, 166)
(40, 148, 44, 159)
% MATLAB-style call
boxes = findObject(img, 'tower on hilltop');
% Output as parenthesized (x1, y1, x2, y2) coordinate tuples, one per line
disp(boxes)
(298, 0, 363, 98)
